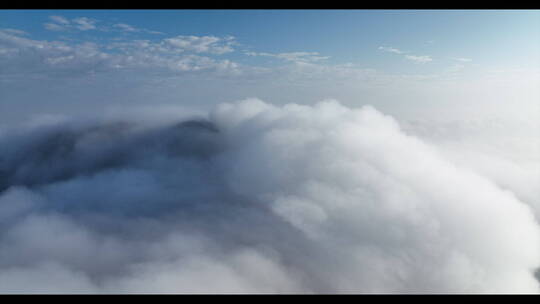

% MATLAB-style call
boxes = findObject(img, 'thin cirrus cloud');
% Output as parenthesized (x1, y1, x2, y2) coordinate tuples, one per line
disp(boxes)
(404, 54, 433, 63)
(379, 46, 433, 64)
(44, 16, 98, 31)
(44, 16, 163, 35)
(113, 23, 164, 35)
(49, 15, 70, 25)
(378, 46, 405, 54)
(245, 51, 330, 63)
(113, 23, 137, 32)
(164, 35, 236, 54)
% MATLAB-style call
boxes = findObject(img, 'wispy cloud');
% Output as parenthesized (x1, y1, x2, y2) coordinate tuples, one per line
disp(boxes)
(0, 30, 240, 78)
(164, 35, 235, 54)
(379, 46, 433, 64)
(44, 22, 66, 31)
(49, 15, 70, 25)
(0, 28, 28, 36)
(44, 15, 98, 32)
(405, 55, 433, 64)
(72, 17, 97, 31)
(113, 23, 164, 35)
(453, 57, 472, 62)
(378, 46, 404, 54)
(114, 23, 137, 32)
(245, 51, 330, 63)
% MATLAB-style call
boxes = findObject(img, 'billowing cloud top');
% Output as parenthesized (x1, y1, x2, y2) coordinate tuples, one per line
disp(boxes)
(0, 99, 538, 293)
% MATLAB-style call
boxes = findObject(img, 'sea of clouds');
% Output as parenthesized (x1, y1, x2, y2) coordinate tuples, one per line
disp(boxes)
(0, 98, 539, 293)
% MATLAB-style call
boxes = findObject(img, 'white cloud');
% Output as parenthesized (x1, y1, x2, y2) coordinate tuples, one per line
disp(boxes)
(44, 16, 98, 32)
(113, 23, 163, 35)
(164, 35, 235, 54)
(0, 30, 241, 78)
(44, 23, 66, 31)
(378, 46, 404, 54)
(246, 51, 330, 63)
(72, 17, 97, 31)
(44, 16, 163, 35)
(50, 15, 70, 25)
(0, 99, 538, 293)
(379, 46, 433, 64)
(405, 55, 433, 63)
(402, 117, 540, 219)
(0, 28, 28, 36)
(114, 23, 137, 32)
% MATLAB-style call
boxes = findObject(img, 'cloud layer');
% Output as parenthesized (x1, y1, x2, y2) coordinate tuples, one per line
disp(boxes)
(0, 99, 538, 293)
(0, 29, 239, 80)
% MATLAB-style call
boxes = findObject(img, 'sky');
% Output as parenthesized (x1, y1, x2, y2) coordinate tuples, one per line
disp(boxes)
(1, 10, 540, 293)
(1, 9, 539, 126)
(1, 10, 539, 68)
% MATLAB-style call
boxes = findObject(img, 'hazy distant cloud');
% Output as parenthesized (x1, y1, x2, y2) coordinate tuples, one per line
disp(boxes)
(114, 23, 137, 32)
(453, 57, 472, 62)
(44, 16, 164, 35)
(164, 35, 235, 54)
(0, 28, 27, 36)
(0, 30, 110, 76)
(246, 51, 330, 63)
(113, 23, 164, 35)
(379, 46, 433, 64)
(445, 63, 466, 73)
(378, 46, 404, 54)
(72, 17, 97, 31)
(44, 22, 66, 31)
(405, 55, 433, 64)
(50, 15, 70, 25)
(0, 30, 240, 79)
(44, 15, 98, 32)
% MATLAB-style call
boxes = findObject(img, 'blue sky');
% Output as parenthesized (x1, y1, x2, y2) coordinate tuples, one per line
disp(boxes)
(0, 10, 539, 125)
(2, 10, 538, 70)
